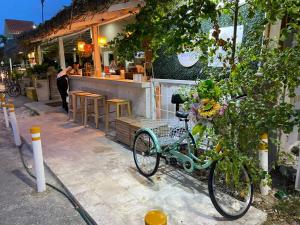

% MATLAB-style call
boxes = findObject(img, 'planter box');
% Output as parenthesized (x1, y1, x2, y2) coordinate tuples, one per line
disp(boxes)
(35, 79, 50, 101)
(116, 117, 138, 146)
(26, 87, 38, 101)
(116, 117, 168, 148)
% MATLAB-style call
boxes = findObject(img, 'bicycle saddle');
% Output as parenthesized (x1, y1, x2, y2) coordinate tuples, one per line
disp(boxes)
(176, 111, 189, 119)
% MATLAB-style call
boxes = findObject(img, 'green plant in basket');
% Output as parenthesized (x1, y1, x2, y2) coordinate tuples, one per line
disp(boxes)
(196, 79, 222, 101)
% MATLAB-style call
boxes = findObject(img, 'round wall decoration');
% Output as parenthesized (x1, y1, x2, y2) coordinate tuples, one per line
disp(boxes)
(177, 51, 200, 67)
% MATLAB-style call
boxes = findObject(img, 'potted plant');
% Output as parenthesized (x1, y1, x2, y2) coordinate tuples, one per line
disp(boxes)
(32, 63, 50, 101)
(19, 68, 33, 96)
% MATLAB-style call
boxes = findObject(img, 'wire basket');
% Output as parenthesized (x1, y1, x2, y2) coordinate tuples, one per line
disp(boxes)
(138, 118, 191, 146)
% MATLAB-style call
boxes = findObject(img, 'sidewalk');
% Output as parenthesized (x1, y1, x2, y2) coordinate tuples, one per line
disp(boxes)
(0, 114, 85, 225)
(18, 110, 267, 225)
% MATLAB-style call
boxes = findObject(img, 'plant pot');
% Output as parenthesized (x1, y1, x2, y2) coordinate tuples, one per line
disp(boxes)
(25, 87, 38, 101)
(35, 79, 50, 101)
(19, 77, 31, 96)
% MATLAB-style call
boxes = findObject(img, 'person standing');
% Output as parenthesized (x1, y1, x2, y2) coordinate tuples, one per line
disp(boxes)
(57, 66, 72, 112)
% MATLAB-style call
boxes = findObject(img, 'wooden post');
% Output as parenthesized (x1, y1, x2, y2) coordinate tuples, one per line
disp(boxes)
(91, 26, 102, 77)
(58, 37, 66, 69)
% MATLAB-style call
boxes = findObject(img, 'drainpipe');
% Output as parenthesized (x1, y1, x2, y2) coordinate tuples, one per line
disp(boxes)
(296, 151, 300, 191)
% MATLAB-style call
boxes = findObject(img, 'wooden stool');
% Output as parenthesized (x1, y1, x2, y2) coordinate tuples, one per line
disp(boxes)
(68, 90, 84, 120)
(73, 92, 91, 124)
(106, 99, 131, 132)
(84, 93, 105, 128)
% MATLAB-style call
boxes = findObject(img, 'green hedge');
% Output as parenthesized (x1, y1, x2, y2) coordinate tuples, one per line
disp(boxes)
(153, 7, 264, 80)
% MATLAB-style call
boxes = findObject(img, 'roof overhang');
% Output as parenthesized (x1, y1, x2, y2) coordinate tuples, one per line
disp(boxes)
(31, 0, 143, 43)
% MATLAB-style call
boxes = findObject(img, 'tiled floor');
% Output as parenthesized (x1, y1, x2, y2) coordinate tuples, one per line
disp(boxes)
(19, 112, 267, 225)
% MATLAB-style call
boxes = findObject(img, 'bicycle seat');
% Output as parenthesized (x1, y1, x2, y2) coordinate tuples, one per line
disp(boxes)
(176, 111, 189, 119)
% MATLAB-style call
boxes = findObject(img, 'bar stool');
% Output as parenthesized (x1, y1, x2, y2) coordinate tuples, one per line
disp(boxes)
(68, 90, 84, 120)
(105, 99, 131, 132)
(84, 93, 106, 128)
(73, 91, 91, 124)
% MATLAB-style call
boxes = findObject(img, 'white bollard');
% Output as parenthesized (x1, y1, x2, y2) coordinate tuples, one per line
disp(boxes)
(1, 96, 9, 128)
(259, 133, 271, 195)
(3, 105, 9, 128)
(30, 126, 46, 193)
(8, 104, 21, 146)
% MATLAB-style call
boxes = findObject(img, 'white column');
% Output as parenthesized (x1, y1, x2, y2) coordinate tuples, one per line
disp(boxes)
(73, 52, 77, 63)
(91, 26, 102, 77)
(58, 37, 66, 69)
(37, 45, 43, 65)
(9, 58, 12, 73)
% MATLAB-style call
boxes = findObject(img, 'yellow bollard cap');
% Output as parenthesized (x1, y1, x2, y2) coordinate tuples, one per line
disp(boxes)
(30, 127, 41, 134)
(145, 210, 167, 225)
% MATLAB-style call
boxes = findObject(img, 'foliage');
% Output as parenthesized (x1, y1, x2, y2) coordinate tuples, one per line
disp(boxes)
(27, 63, 49, 79)
(11, 69, 24, 80)
(112, 0, 300, 186)
(110, 0, 219, 62)
(0, 35, 7, 46)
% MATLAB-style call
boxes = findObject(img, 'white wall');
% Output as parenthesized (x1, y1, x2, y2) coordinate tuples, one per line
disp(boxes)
(99, 16, 135, 42)
(152, 79, 196, 120)
(281, 86, 300, 152)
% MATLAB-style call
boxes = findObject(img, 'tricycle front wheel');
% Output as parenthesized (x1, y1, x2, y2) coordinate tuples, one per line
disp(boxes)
(133, 130, 160, 177)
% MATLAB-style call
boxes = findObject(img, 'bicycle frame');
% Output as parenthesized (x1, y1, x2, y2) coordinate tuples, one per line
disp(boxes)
(138, 122, 215, 173)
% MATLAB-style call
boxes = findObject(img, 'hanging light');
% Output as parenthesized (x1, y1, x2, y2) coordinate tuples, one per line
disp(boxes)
(98, 36, 107, 47)
(77, 41, 85, 52)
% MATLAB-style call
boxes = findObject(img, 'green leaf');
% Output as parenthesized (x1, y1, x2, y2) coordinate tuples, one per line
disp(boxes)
(192, 124, 206, 137)
(203, 103, 213, 111)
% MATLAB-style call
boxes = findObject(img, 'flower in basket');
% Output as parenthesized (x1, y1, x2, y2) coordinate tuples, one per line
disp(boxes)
(219, 103, 228, 116)
(198, 98, 221, 119)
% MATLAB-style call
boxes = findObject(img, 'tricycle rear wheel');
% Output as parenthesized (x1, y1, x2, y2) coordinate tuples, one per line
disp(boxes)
(208, 160, 253, 219)
(133, 130, 160, 177)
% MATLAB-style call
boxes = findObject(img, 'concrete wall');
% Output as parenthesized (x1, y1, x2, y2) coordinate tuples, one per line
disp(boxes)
(69, 76, 151, 118)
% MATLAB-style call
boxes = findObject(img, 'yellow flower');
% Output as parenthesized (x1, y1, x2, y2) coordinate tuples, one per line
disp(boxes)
(198, 99, 221, 118)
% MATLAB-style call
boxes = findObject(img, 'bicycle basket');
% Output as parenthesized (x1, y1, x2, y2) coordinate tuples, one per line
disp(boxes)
(138, 118, 190, 146)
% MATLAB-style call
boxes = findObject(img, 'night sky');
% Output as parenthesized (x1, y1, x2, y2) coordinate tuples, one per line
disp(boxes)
(0, 0, 72, 34)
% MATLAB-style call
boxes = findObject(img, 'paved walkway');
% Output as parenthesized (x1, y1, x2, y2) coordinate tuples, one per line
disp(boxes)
(0, 112, 85, 225)
(18, 112, 267, 225)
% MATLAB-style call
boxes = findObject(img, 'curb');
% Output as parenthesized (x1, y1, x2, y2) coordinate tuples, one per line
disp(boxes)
(24, 104, 41, 116)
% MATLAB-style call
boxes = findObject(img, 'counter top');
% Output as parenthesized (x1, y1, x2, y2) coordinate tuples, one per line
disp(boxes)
(69, 75, 151, 88)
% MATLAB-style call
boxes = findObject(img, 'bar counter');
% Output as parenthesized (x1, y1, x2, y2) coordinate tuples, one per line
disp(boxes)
(68, 75, 151, 118)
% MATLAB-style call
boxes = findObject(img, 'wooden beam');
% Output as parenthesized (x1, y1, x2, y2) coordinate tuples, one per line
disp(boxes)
(92, 26, 101, 77)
